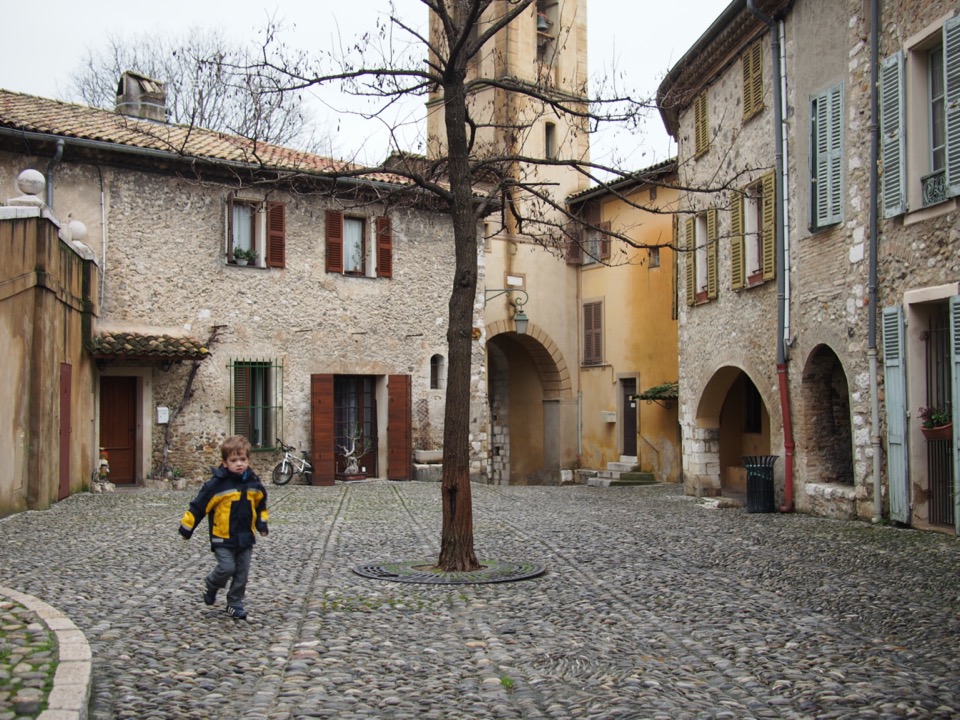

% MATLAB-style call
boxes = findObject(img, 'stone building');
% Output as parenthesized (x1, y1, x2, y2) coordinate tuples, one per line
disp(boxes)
(0, 82, 487, 493)
(658, 0, 960, 533)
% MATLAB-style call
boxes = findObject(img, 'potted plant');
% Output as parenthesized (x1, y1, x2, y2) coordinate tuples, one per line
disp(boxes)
(232, 247, 257, 266)
(918, 405, 952, 441)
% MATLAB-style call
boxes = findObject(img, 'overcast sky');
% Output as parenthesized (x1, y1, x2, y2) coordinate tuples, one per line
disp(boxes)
(1, 0, 729, 169)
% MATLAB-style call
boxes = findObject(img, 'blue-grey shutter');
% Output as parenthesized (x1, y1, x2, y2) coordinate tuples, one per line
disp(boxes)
(815, 84, 844, 226)
(882, 305, 909, 523)
(945, 16, 960, 198)
(950, 296, 960, 533)
(880, 52, 906, 218)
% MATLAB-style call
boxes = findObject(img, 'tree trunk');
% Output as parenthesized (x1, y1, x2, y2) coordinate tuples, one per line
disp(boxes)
(437, 68, 481, 572)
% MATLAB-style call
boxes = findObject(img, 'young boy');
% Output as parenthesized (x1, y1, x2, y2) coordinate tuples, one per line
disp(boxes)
(179, 435, 268, 620)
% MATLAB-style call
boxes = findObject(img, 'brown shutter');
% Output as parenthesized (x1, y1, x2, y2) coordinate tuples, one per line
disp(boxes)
(325, 210, 343, 273)
(267, 201, 285, 268)
(567, 235, 583, 264)
(599, 221, 612, 260)
(583, 301, 602, 364)
(310, 374, 336, 485)
(234, 363, 251, 438)
(387, 374, 412, 480)
(376, 215, 393, 278)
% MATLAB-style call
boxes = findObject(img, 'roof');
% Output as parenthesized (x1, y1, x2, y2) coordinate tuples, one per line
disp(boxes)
(87, 332, 210, 361)
(0, 89, 410, 186)
(566, 158, 678, 206)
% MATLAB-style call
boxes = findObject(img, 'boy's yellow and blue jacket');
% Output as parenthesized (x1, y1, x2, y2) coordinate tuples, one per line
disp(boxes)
(179, 466, 268, 549)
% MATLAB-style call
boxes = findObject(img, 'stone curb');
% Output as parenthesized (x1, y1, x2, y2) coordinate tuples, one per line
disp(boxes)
(0, 586, 91, 720)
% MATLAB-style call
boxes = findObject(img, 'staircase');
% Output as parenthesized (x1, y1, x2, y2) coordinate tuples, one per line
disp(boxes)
(578, 457, 659, 487)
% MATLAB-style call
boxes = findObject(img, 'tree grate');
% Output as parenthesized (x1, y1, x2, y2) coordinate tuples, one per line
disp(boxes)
(352, 559, 546, 585)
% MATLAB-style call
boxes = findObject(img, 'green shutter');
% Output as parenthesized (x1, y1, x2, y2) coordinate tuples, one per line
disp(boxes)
(882, 305, 909, 523)
(742, 41, 763, 120)
(945, 17, 960, 198)
(880, 52, 906, 217)
(814, 84, 844, 227)
(730, 192, 745, 290)
(761, 172, 776, 281)
(695, 93, 709, 156)
(706, 208, 718, 299)
(950, 296, 960, 533)
(685, 216, 696, 306)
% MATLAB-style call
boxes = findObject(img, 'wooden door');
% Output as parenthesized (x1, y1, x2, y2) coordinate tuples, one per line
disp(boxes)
(310, 374, 336, 485)
(388, 374, 412, 480)
(100, 376, 137, 484)
(622, 379, 637, 457)
(59, 363, 72, 499)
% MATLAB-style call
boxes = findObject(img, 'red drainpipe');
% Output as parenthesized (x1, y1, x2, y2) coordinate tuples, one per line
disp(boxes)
(777, 363, 795, 512)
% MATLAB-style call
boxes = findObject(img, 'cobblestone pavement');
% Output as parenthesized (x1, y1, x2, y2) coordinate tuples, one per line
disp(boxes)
(1, 481, 959, 720)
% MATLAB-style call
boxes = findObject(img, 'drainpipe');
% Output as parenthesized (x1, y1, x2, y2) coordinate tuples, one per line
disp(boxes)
(748, 0, 794, 511)
(45, 138, 64, 209)
(868, 0, 883, 521)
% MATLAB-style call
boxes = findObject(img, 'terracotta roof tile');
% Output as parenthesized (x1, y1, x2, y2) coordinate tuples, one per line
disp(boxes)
(0, 89, 415, 185)
(88, 332, 210, 360)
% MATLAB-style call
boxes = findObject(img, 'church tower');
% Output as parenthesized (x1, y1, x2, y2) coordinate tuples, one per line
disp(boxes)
(426, 0, 590, 485)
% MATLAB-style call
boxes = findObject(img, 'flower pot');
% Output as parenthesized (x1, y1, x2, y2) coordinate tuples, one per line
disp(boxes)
(236, 258, 248, 266)
(921, 423, 953, 441)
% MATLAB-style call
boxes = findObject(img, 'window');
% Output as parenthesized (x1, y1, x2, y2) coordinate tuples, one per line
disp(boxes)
(545, 122, 557, 160)
(694, 91, 710, 157)
(684, 208, 717, 305)
(742, 40, 764, 121)
(227, 196, 285, 268)
(731, 173, 775, 289)
(581, 221, 611, 265)
(229, 359, 283, 450)
(430, 354, 445, 390)
(326, 210, 392, 278)
(810, 83, 844, 229)
(648, 247, 660, 268)
(880, 16, 960, 215)
(583, 301, 603, 365)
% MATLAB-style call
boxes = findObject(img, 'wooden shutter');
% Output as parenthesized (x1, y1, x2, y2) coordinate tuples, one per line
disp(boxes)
(325, 210, 343, 273)
(376, 215, 393, 278)
(761, 172, 776, 281)
(310, 374, 336, 485)
(233, 363, 251, 439)
(880, 52, 906, 218)
(730, 192, 745, 290)
(814, 85, 844, 227)
(706, 208, 718, 299)
(583, 301, 602, 364)
(566, 235, 583, 264)
(881, 306, 909, 523)
(599, 221, 612, 260)
(684, 216, 696, 306)
(742, 41, 763, 119)
(267, 201, 285, 268)
(950, 296, 960, 532)
(694, 93, 709, 155)
(387, 374, 412, 480)
(946, 17, 960, 198)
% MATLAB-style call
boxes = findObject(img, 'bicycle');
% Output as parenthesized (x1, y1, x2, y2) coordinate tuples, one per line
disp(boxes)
(272, 438, 314, 485)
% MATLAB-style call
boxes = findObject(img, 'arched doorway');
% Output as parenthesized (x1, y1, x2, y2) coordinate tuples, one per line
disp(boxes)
(485, 321, 572, 484)
(800, 345, 853, 485)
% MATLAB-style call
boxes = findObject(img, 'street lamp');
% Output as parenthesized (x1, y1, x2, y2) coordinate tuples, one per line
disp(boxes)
(483, 288, 530, 335)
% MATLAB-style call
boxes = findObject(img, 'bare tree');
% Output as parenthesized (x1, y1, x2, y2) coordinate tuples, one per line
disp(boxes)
(246, 0, 668, 571)
(67, 26, 325, 152)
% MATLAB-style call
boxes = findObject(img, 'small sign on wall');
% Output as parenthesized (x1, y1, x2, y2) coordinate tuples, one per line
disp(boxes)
(157, 406, 169, 424)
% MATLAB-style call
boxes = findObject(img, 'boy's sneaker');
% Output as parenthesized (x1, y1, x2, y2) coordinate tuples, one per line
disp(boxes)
(226, 605, 247, 620)
(202, 584, 217, 606)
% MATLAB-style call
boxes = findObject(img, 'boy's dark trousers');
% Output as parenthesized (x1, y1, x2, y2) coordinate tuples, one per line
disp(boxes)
(207, 546, 253, 607)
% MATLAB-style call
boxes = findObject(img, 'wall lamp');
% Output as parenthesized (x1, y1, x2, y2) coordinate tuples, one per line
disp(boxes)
(483, 288, 529, 335)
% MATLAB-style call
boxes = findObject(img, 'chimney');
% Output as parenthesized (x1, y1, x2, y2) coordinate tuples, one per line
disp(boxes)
(115, 71, 167, 122)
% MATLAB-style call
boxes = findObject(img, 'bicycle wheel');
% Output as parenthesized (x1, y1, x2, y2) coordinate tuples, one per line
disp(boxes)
(272, 461, 294, 485)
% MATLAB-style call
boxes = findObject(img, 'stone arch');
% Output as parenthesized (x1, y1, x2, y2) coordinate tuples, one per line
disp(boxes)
(800, 344, 854, 485)
(484, 321, 573, 484)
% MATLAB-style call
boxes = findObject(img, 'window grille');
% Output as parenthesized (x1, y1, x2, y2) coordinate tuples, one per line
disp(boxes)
(228, 358, 283, 450)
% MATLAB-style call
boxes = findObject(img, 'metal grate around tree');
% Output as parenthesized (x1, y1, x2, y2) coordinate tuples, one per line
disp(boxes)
(353, 559, 546, 585)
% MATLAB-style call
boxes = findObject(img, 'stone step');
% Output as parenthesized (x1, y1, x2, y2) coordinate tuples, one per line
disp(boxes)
(606, 461, 639, 473)
(611, 472, 657, 486)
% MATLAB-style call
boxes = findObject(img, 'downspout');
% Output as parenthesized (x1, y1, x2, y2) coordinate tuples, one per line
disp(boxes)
(748, 0, 795, 511)
(868, 0, 883, 521)
(44, 138, 64, 209)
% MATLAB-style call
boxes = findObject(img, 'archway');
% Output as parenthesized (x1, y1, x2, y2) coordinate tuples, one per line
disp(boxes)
(485, 321, 572, 484)
(800, 345, 854, 486)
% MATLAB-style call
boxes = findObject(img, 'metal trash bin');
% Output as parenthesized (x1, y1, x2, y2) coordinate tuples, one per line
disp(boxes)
(742, 455, 777, 513)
